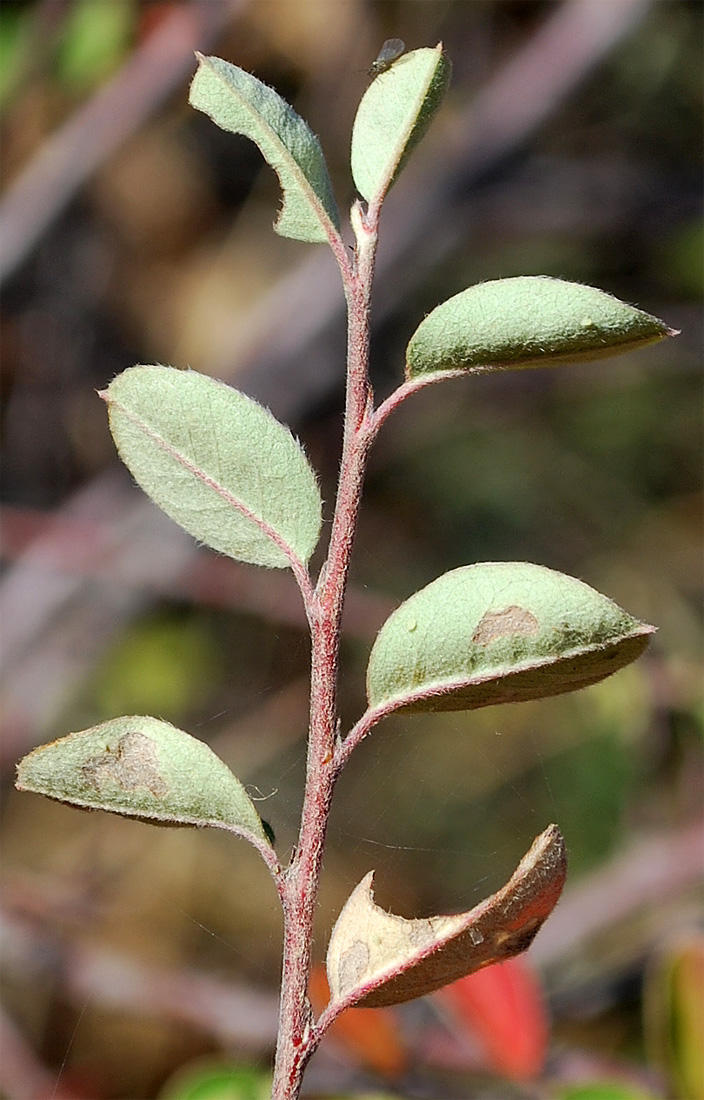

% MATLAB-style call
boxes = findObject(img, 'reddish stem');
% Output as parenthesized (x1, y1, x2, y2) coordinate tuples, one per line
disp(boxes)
(269, 200, 457, 1095)
(270, 206, 379, 1098)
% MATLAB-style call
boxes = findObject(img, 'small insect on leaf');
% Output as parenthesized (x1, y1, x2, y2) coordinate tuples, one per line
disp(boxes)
(369, 38, 405, 77)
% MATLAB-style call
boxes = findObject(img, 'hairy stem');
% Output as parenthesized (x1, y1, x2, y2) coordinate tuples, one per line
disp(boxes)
(270, 208, 379, 1098)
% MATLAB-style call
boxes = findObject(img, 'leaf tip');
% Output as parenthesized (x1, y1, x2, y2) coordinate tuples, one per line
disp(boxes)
(534, 823, 567, 873)
(362, 869, 376, 893)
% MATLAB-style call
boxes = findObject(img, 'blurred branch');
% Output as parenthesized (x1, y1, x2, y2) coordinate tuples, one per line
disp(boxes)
(0, 0, 240, 284)
(0, 473, 184, 765)
(452, 0, 653, 166)
(1, 908, 278, 1054)
(532, 819, 704, 965)
(0, 490, 392, 767)
(0, 503, 393, 641)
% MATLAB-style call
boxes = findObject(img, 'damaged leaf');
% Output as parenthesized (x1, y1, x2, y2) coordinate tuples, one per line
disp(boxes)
(366, 562, 654, 715)
(189, 54, 340, 244)
(16, 716, 273, 847)
(326, 825, 566, 1010)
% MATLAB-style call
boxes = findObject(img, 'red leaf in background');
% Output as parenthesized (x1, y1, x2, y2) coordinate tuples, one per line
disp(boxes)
(309, 965, 407, 1077)
(435, 956, 549, 1080)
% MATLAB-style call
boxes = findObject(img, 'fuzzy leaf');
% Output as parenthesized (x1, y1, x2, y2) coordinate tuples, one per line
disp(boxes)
(16, 716, 272, 846)
(326, 825, 566, 1010)
(406, 276, 677, 377)
(351, 44, 450, 203)
(366, 562, 654, 715)
(189, 54, 339, 244)
(102, 365, 321, 570)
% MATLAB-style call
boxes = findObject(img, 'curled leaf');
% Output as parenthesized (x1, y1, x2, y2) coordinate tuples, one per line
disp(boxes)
(102, 365, 322, 570)
(406, 276, 677, 377)
(326, 825, 566, 1010)
(366, 562, 654, 715)
(351, 44, 450, 203)
(16, 716, 273, 848)
(189, 54, 339, 244)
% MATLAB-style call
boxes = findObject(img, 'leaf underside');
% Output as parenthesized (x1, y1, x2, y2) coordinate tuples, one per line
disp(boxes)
(15, 716, 272, 846)
(103, 365, 322, 570)
(189, 54, 339, 244)
(326, 824, 567, 1010)
(351, 44, 450, 203)
(406, 276, 676, 378)
(367, 562, 654, 715)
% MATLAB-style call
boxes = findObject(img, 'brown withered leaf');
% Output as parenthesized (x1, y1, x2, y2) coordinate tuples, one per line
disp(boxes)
(326, 825, 566, 1010)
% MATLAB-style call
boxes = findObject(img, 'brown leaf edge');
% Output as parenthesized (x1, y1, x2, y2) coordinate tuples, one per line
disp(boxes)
(325, 824, 566, 1013)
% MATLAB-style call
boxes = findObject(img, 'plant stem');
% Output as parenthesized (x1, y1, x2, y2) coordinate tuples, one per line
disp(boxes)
(270, 210, 379, 1099)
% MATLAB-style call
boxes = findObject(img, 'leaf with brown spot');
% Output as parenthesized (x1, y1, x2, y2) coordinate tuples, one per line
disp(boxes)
(472, 606, 540, 645)
(16, 716, 273, 849)
(366, 562, 655, 716)
(326, 825, 566, 1011)
(81, 731, 169, 799)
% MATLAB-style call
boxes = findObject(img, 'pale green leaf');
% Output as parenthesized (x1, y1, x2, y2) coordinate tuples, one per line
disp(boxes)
(351, 44, 450, 203)
(57, 0, 134, 89)
(102, 365, 321, 570)
(189, 54, 339, 244)
(406, 276, 677, 377)
(367, 562, 654, 714)
(15, 716, 272, 847)
(326, 825, 566, 1009)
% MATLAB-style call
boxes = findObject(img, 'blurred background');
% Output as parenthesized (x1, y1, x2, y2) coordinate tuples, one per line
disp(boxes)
(1, 1, 701, 1098)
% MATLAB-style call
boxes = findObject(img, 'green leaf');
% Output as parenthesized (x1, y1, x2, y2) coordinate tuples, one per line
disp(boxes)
(366, 562, 654, 715)
(16, 716, 272, 847)
(326, 825, 566, 1010)
(57, 0, 134, 89)
(189, 54, 339, 244)
(102, 365, 321, 570)
(406, 276, 677, 377)
(351, 44, 450, 203)
(158, 1060, 271, 1100)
